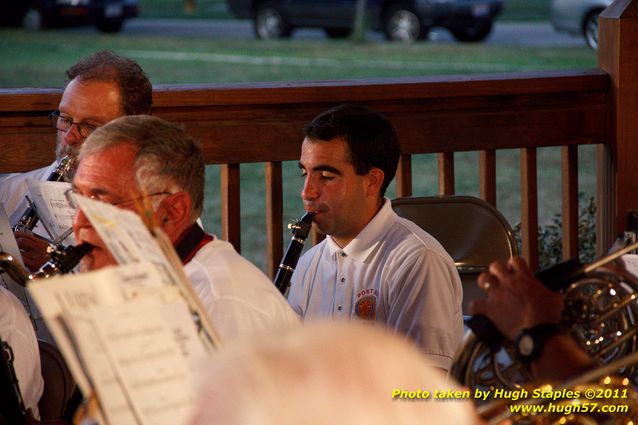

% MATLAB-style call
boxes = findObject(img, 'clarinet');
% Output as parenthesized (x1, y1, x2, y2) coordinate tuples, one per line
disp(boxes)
(0, 242, 93, 286)
(274, 212, 315, 294)
(13, 155, 75, 232)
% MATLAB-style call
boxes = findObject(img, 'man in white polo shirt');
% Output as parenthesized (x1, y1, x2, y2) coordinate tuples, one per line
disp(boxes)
(288, 104, 463, 371)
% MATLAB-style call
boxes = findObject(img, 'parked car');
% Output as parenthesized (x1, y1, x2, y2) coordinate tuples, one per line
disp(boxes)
(1, 0, 138, 33)
(226, 0, 504, 42)
(550, 0, 612, 49)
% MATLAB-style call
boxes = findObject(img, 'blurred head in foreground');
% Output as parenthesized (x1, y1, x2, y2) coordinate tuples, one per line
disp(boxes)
(188, 322, 476, 425)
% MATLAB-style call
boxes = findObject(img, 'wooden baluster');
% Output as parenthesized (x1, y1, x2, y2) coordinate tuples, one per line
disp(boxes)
(221, 164, 241, 253)
(561, 146, 579, 260)
(396, 154, 412, 198)
(437, 152, 454, 195)
(265, 162, 283, 279)
(479, 150, 496, 207)
(521, 148, 539, 269)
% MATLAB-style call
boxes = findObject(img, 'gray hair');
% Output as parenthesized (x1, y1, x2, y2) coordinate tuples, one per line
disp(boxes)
(189, 322, 476, 425)
(79, 115, 204, 221)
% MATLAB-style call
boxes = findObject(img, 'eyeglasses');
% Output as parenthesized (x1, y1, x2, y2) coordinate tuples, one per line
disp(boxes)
(49, 110, 99, 139)
(64, 188, 172, 210)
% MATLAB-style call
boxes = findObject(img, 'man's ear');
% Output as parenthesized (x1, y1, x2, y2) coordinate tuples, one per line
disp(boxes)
(157, 192, 192, 242)
(366, 167, 385, 196)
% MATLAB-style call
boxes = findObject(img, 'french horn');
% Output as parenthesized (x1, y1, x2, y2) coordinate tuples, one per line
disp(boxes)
(478, 350, 638, 424)
(452, 240, 638, 394)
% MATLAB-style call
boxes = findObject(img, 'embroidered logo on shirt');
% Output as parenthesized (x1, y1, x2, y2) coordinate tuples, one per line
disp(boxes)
(355, 295, 377, 320)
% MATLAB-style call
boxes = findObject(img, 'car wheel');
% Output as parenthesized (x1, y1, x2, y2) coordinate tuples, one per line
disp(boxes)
(253, 2, 291, 39)
(324, 28, 351, 38)
(450, 21, 493, 42)
(22, 8, 43, 29)
(97, 18, 124, 33)
(583, 9, 602, 50)
(383, 6, 426, 42)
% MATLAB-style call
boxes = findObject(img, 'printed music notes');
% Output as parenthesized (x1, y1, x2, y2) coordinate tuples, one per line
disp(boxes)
(25, 180, 75, 245)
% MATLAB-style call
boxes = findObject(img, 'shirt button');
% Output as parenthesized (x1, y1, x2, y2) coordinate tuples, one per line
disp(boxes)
(341, 252, 347, 257)
(340, 278, 345, 282)
(338, 306, 342, 311)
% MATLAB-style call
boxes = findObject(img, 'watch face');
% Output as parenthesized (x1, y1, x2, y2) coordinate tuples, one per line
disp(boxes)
(518, 334, 535, 356)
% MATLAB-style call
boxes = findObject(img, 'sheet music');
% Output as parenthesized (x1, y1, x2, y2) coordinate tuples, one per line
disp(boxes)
(0, 204, 23, 266)
(25, 180, 75, 245)
(28, 262, 179, 418)
(64, 316, 139, 425)
(87, 302, 207, 425)
(70, 194, 221, 348)
(28, 191, 224, 424)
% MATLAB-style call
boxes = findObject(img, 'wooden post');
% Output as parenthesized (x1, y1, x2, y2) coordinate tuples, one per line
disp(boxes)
(597, 0, 638, 254)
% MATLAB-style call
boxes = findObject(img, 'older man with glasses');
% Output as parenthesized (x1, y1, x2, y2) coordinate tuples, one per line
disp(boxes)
(0, 50, 152, 271)
(70, 114, 299, 338)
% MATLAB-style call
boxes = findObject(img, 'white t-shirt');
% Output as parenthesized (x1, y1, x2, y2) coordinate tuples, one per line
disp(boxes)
(184, 238, 300, 342)
(288, 199, 464, 370)
(0, 286, 43, 417)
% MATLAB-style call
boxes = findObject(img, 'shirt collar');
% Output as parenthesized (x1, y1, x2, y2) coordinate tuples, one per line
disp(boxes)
(326, 198, 396, 262)
(174, 223, 214, 264)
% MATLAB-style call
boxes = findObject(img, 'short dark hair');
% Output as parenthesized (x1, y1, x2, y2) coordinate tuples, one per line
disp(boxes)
(66, 50, 152, 116)
(304, 104, 400, 196)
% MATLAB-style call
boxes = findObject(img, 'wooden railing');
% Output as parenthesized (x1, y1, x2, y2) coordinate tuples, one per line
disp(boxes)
(1, 0, 636, 276)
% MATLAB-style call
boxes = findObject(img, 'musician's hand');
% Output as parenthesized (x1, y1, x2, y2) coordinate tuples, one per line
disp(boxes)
(14, 230, 50, 272)
(469, 256, 563, 340)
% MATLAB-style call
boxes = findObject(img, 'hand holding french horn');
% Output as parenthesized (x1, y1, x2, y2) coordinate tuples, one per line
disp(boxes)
(470, 256, 563, 341)
(453, 243, 638, 423)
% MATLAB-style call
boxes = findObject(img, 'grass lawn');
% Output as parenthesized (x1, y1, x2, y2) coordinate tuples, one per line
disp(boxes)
(0, 24, 597, 270)
(0, 29, 595, 86)
(137, 0, 551, 21)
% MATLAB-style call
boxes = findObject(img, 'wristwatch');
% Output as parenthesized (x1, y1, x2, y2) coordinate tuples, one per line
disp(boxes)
(515, 323, 562, 363)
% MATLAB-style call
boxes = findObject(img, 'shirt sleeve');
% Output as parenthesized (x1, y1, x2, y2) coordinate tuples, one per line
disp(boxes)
(385, 249, 464, 371)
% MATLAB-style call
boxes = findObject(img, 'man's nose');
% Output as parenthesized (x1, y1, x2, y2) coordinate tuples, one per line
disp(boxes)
(301, 177, 319, 201)
(72, 207, 91, 238)
(62, 124, 84, 147)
